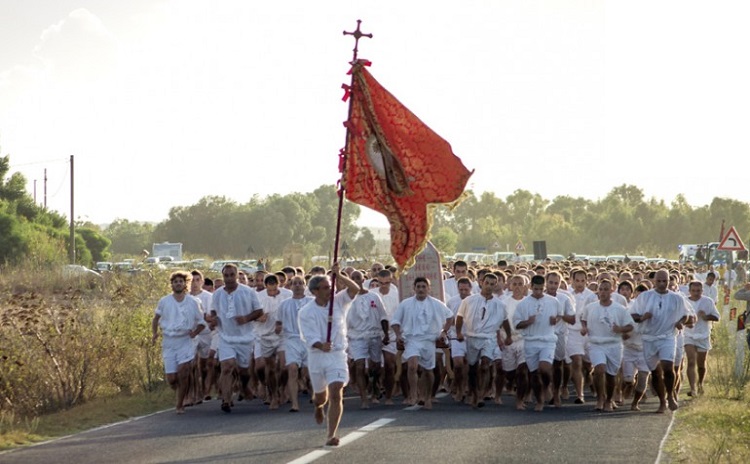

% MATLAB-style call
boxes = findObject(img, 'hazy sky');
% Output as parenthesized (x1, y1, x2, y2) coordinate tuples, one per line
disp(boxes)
(2, 1, 749, 229)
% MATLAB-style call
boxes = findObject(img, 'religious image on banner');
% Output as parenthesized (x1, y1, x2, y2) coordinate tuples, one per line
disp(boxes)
(341, 60, 473, 272)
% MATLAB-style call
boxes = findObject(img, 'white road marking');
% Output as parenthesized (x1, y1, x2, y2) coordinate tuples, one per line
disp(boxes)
(286, 417, 395, 464)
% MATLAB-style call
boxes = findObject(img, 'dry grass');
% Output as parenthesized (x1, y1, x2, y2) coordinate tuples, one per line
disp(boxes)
(664, 299, 750, 463)
(0, 386, 173, 450)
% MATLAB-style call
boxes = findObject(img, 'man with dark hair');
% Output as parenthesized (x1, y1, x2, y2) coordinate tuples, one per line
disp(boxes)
(455, 273, 512, 408)
(702, 271, 718, 303)
(253, 273, 292, 409)
(545, 271, 576, 407)
(209, 263, 264, 413)
(391, 277, 453, 409)
(446, 277, 473, 402)
(276, 275, 313, 412)
(514, 274, 563, 412)
(189, 270, 214, 403)
(580, 279, 634, 411)
(375, 268, 400, 405)
(683, 281, 720, 396)
(444, 260, 477, 299)
(568, 267, 595, 404)
(152, 271, 206, 414)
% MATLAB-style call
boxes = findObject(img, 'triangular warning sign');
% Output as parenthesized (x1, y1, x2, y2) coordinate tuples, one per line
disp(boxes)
(718, 226, 746, 251)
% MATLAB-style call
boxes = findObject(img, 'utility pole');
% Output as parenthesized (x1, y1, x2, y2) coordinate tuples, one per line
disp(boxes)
(69, 155, 75, 263)
(44, 168, 47, 208)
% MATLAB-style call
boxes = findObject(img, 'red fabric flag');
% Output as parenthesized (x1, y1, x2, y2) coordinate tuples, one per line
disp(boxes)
(342, 61, 473, 272)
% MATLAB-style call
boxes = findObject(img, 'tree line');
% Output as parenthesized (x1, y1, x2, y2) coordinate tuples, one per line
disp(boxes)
(2, 153, 749, 267)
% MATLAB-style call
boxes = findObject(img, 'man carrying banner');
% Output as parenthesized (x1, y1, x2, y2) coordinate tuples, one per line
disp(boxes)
(298, 263, 359, 446)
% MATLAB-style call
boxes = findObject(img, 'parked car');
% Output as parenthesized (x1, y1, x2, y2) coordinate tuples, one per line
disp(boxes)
(95, 261, 112, 272)
(62, 264, 102, 280)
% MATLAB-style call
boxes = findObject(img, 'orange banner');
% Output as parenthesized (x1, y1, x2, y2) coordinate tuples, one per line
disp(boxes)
(342, 61, 473, 272)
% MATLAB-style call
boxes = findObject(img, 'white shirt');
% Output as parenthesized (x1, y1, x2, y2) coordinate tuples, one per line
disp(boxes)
(548, 290, 576, 335)
(211, 284, 262, 343)
(446, 294, 467, 338)
(684, 295, 720, 339)
(392, 295, 452, 342)
(570, 287, 596, 331)
(253, 288, 292, 340)
(347, 291, 388, 340)
(513, 294, 562, 343)
(155, 294, 204, 338)
(702, 283, 718, 303)
(299, 291, 353, 352)
(191, 290, 213, 336)
(580, 300, 634, 345)
(457, 293, 508, 339)
(630, 289, 693, 341)
(277, 295, 313, 339)
(501, 294, 525, 339)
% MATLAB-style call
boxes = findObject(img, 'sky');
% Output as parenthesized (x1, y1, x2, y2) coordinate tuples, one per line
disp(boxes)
(1, 0, 749, 229)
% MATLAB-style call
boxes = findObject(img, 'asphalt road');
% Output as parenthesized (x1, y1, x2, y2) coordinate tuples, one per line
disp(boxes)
(0, 390, 673, 464)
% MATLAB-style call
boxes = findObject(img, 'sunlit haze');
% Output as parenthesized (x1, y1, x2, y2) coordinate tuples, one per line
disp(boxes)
(2, 1, 749, 229)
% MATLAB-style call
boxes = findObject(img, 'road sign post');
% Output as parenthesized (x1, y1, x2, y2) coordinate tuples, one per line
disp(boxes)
(718, 226, 748, 379)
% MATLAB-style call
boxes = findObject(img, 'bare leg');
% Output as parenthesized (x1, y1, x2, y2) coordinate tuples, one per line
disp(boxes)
(696, 351, 708, 394)
(493, 360, 504, 404)
(420, 368, 435, 409)
(355, 359, 369, 409)
(571, 355, 584, 403)
(382, 351, 396, 404)
(266, 355, 279, 409)
(219, 359, 238, 412)
(593, 365, 606, 410)
(684, 344, 698, 395)
(552, 360, 563, 407)
(405, 357, 419, 405)
(326, 382, 345, 445)
(661, 360, 678, 411)
(453, 357, 466, 402)
(287, 363, 300, 411)
(561, 362, 571, 400)
(652, 365, 667, 413)
(515, 365, 529, 410)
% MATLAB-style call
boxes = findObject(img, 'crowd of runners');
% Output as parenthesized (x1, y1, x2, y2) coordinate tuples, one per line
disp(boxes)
(151, 257, 746, 446)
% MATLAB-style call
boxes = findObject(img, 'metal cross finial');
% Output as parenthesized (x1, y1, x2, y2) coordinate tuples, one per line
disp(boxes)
(343, 20, 372, 62)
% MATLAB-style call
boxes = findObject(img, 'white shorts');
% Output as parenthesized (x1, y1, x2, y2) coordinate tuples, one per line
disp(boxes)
(465, 336, 496, 365)
(621, 346, 649, 381)
(349, 336, 384, 362)
(566, 330, 589, 359)
(675, 332, 685, 366)
(308, 350, 349, 393)
(643, 337, 677, 371)
(524, 341, 555, 372)
(282, 337, 307, 368)
(255, 337, 282, 359)
(162, 335, 195, 374)
(382, 338, 398, 355)
(684, 335, 711, 353)
(218, 338, 253, 369)
(502, 339, 526, 371)
(195, 332, 212, 359)
(555, 332, 569, 362)
(209, 330, 220, 354)
(450, 339, 467, 358)
(491, 344, 503, 362)
(404, 338, 437, 370)
(588, 343, 624, 376)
